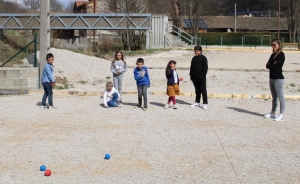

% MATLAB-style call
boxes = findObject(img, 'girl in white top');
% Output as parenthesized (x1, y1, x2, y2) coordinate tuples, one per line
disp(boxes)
(103, 82, 121, 108)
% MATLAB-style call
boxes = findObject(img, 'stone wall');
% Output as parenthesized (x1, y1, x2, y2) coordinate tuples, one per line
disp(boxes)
(0, 68, 39, 90)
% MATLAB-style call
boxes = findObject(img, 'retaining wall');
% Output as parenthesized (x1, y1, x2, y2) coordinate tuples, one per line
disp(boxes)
(0, 68, 39, 90)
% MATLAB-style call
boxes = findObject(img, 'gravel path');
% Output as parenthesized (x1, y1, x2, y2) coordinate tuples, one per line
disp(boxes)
(48, 48, 300, 95)
(0, 94, 299, 183)
(1, 48, 300, 183)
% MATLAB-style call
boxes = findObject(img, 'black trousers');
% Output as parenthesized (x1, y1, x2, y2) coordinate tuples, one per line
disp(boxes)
(192, 77, 208, 104)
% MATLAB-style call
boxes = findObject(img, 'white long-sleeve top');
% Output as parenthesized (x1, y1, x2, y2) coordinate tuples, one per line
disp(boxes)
(103, 87, 120, 106)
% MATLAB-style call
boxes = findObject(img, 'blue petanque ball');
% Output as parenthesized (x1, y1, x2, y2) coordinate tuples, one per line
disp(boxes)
(40, 165, 46, 171)
(104, 154, 110, 160)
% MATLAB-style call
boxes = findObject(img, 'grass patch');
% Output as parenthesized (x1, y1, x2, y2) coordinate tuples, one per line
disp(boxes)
(290, 83, 296, 87)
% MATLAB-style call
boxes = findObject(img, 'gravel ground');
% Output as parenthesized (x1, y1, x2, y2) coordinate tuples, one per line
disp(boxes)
(0, 94, 300, 183)
(1, 48, 300, 183)
(45, 48, 300, 95)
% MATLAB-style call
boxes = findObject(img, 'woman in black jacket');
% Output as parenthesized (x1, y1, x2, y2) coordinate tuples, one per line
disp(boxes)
(264, 38, 285, 121)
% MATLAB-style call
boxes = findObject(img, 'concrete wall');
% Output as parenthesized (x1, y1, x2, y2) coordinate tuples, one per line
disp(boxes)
(148, 15, 168, 49)
(0, 68, 39, 90)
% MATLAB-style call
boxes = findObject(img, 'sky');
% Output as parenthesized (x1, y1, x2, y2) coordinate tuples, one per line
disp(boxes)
(15, 0, 84, 8)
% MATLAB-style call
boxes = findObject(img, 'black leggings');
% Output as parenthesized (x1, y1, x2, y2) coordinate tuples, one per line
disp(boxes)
(192, 77, 207, 104)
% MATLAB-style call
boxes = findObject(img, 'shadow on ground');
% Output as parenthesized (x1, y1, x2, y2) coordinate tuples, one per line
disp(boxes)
(150, 102, 165, 107)
(227, 107, 262, 117)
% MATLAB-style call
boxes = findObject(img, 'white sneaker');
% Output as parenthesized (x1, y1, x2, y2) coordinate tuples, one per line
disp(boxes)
(49, 106, 57, 110)
(173, 105, 177, 109)
(190, 103, 199, 108)
(164, 104, 170, 109)
(40, 106, 47, 110)
(264, 113, 275, 119)
(274, 114, 285, 121)
(203, 104, 208, 110)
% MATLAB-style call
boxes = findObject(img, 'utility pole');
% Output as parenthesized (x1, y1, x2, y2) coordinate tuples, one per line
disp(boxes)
(278, 0, 280, 38)
(39, 0, 50, 88)
(234, 3, 237, 32)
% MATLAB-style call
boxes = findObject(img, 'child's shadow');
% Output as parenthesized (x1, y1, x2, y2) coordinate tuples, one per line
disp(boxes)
(122, 102, 138, 107)
(150, 102, 165, 107)
(36, 102, 43, 106)
(176, 99, 190, 105)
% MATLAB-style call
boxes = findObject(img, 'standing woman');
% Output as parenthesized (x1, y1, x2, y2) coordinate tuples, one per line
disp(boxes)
(264, 38, 285, 121)
(110, 51, 127, 100)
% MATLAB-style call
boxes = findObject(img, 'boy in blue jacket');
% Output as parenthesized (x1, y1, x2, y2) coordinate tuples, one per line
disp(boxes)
(134, 58, 150, 110)
(41, 53, 56, 110)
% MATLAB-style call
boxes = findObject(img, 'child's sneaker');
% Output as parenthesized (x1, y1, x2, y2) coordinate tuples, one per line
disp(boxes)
(202, 104, 208, 110)
(40, 106, 47, 110)
(49, 106, 57, 110)
(274, 114, 285, 121)
(142, 107, 147, 111)
(164, 104, 170, 109)
(173, 105, 177, 109)
(190, 103, 199, 108)
(135, 104, 141, 108)
(264, 113, 275, 119)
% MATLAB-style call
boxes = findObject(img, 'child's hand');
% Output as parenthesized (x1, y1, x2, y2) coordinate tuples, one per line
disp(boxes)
(50, 82, 55, 87)
(179, 77, 183, 81)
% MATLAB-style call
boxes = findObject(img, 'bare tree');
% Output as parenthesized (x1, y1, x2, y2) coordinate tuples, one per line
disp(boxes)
(23, 0, 64, 12)
(63, 0, 75, 13)
(282, 0, 300, 42)
(0, 0, 25, 13)
(50, 0, 64, 12)
(23, 0, 40, 12)
(170, 0, 181, 27)
(115, 0, 150, 51)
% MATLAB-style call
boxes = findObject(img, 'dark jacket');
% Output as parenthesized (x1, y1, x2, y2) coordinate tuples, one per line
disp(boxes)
(166, 69, 179, 85)
(189, 55, 208, 80)
(266, 52, 285, 79)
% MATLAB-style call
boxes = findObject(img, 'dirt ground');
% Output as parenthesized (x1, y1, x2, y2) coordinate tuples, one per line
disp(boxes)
(1, 48, 300, 183)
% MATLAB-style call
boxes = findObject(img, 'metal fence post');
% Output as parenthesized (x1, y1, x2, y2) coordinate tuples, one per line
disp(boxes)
(221, 36, 222, 46)
(34, 33, 37, 67)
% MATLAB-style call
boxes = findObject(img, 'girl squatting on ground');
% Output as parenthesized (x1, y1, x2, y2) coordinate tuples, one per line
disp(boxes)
(189, 45, 208, 109)
(134, 58, 151, 110)
(164, 60, 183, 109)
(41, 53, 56, 110)
(110, 51, 127, 101)
(264, 38, 286, 121)
(103, 82, 121, 108)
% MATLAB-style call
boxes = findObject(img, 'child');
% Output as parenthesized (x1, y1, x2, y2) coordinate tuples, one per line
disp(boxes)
(103, 82, 121, 108)
(110, 51, 127, 99)
(133, 58, 150, 110)
(164, 60, 183, 109)
(41, 53, 56, 110)
(189, 45, 208, 109)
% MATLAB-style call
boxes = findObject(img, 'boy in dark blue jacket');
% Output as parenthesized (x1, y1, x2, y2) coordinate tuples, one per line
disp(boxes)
(134, 58, 151, 110)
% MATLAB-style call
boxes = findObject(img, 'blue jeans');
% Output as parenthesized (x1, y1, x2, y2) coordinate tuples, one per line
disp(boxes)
(107, 92, 119, 107)
(42, 82, 53, 106)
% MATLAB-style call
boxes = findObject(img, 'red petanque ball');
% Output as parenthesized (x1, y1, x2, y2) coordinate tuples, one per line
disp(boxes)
(44, 169, 51, 176)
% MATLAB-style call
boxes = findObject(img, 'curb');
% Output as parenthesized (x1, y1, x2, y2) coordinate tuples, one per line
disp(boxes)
(27, 90, 300, 99)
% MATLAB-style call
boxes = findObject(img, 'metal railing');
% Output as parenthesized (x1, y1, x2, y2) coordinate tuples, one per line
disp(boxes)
(164, 35, 174, 48)
(167, 22, 194, 45)
(1, 34, 37, 67)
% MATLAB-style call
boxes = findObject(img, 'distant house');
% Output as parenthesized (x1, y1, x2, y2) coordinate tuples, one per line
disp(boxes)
(181, 16, 288, 33)
(73, 0, 98, 13)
